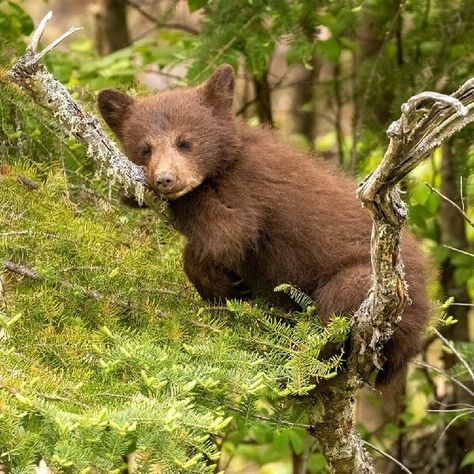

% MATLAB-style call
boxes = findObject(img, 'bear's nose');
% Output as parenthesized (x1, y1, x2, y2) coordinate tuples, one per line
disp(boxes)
(154, 171, 176, 190)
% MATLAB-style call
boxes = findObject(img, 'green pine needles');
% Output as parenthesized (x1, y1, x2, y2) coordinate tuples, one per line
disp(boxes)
(0, 81, 350, 472)
(0, 24, 352, 470)
(0, 166, 350, 472)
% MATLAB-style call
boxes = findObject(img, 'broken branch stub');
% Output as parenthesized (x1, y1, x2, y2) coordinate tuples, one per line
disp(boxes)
(7, 11, 164, 213)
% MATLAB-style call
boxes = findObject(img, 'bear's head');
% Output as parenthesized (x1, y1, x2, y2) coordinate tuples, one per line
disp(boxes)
(98, 65, 241, 200)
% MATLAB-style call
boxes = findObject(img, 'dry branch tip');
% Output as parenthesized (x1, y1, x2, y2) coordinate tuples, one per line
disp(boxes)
(28, 11, 52, 53)
(401, 91, 467, 117)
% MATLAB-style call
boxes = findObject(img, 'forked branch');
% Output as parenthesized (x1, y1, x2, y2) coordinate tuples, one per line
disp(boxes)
(7, 11, 164, 213)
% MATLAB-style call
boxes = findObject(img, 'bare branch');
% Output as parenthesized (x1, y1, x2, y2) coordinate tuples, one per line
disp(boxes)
(434, 328, 474, 384)
(443, 245, 474, 258)
(414, 361, 474, 398)
(37, 27, 83, 60)
(362, 440, 414, 474)
(125, 0, 199, 35)
(435, 410, 473, 445)
(402, 91, 467, 117)
(7, 12, 165, 214)
(425, 182, 474, 228)
(4, 261, 42, 281)
(28, 10, 52, 52)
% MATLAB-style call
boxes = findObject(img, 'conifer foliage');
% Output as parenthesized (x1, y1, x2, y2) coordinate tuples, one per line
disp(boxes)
(0, 20, 348, 470)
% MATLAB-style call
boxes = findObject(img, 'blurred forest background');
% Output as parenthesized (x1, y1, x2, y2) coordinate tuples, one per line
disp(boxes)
(0, 0, 473, 473)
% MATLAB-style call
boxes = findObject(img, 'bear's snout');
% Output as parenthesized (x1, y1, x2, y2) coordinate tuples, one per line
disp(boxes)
(154, 171, 177, 192)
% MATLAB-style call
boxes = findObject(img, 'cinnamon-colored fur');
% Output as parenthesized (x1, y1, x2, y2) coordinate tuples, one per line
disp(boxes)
(98, 65, 431, 386)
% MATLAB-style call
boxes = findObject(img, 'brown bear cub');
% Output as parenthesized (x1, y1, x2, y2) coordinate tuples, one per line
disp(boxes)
(98, 65, 430, 386)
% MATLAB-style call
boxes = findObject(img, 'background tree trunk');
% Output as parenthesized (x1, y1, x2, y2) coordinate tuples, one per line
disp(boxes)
(291, 58, 320, 150)
(95, 0, 129, 55)
(253, 70, 274, 126)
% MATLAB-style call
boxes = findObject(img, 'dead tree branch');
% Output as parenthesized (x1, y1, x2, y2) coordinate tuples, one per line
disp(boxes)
(311, 78, 474, 472)
(425, 182, 474, 229)
(6, 11, 164, 214)
(6, 12, 474, 474)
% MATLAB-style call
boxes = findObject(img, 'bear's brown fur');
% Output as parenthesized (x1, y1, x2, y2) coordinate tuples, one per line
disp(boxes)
(98, 65, 431, 386)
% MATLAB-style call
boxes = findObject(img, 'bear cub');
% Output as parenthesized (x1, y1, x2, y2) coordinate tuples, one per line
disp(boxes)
(98, 65, 431, 386)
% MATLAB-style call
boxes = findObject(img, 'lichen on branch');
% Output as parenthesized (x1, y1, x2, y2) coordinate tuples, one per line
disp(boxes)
(7, 11, 164, 213)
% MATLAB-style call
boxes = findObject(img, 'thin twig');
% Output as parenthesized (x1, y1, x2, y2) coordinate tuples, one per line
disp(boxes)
(443, 245, 474, 258)
(428, 407, 473, 413)
(362, 440, 414, 474)
(28, 10, 52, 52)
(4, 261, 42, 281)
(37, 27, 83, 60)
(414, 361, 474, 398)
(125, 0, 199, 35)
(460, 176, 465, 212)
(435, 410, 473, 445)
(425, 182, 474, 228)
(434, 328, 474, 383)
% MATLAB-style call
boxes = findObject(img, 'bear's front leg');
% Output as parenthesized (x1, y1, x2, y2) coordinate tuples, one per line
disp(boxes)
(183, 243, 251, 302)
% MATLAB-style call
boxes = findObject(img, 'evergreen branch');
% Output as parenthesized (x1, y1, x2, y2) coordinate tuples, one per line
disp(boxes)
(2, 260, 153, 312)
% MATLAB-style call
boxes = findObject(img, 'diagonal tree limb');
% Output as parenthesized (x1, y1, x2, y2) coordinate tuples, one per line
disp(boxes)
(6, 11, 165, 214)
(6, 12, 474, 474)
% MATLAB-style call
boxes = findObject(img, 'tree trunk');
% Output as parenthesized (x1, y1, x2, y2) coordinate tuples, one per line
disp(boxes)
(291, 58, 320, 149)
(95, 0, 130, 55)
(253, 70, 273, 126)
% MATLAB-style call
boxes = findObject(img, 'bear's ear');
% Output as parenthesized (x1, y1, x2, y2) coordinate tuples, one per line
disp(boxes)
(200, 64, 235, 116)
(97, 89, 134, 137)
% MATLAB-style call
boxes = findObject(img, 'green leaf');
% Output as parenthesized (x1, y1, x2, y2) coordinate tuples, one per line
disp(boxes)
(308, 452, 327, 473)
(288, 429, 305, 455)
(461, 451, 474, 468)
(188, 0, 208, 12)
(315, 37, 341, 64)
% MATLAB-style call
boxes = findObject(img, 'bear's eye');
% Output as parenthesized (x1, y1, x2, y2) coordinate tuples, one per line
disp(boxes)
(177, 138, 192, 151)
(140, 144, 152, 159)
